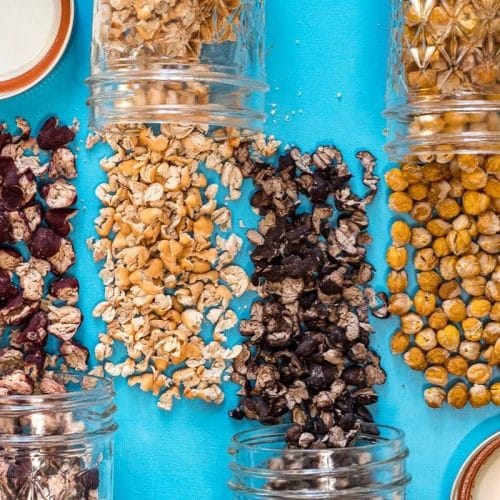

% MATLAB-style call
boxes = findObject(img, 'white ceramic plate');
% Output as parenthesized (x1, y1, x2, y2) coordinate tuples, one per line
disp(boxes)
(451, 432, 500, 500)
(0, 0, 74, 99)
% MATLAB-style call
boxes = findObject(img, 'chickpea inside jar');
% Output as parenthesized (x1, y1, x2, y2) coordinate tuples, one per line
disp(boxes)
(386, 153, 500, 409)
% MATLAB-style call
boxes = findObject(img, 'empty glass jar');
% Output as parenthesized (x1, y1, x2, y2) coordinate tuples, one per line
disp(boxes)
(87, 0, 268, 131)
(0, 373, 117, 500)
(385, 0, 499, 160)
(228, 424, 411, 499)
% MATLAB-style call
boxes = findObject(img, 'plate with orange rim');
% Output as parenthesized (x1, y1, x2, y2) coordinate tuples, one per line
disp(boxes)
(0, 0, 74, 99)
(451, 432, 500, 500)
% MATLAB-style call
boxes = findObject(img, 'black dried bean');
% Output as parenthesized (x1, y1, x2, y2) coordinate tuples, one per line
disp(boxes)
(231, 144, 384, 450)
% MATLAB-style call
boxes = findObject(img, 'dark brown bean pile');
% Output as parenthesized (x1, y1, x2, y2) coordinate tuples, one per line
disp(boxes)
(0, 118, 86, 394)
(230, 145, 388, 449)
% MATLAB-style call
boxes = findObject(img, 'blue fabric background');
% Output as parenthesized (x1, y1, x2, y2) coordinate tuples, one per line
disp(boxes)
(0, 1, 498, 499)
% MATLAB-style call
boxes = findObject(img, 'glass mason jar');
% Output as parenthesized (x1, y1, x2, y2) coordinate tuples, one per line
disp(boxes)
(385, 0, 499, 160)
(0, 373, 117, 500)
(87, 0, 268, 131)
(228, 424, 411, 499)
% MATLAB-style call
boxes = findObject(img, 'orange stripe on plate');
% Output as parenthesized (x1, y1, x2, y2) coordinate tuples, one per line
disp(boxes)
(0, 0, 72, 94)
(457, 436, 500, 500)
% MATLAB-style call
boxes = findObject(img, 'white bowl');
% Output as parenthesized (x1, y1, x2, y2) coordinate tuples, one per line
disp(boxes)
(0, 0, 74, 99)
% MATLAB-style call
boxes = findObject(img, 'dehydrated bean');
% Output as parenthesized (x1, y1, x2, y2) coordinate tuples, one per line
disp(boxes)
(0, 118, 84, 392)
(230, 145, 385, 449)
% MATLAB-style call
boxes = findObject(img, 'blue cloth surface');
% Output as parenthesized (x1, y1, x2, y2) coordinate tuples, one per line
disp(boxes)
(1, 1, 498, 499)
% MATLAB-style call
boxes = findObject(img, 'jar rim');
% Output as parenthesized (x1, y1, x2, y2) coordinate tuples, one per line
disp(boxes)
(230, 424, 406, 454)
(229, 447, 410, 478)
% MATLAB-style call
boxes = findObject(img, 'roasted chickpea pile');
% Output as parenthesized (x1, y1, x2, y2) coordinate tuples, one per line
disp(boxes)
(386, 154, 500, 409)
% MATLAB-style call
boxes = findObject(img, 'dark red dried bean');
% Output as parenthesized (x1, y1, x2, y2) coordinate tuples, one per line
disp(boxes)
(0, 210, 14, 243)
(80, 468, 100, 491)
(23, 344, 46, 375)
(0, 270, 17, 302)
(44, 208, 77, 237)
(37, 117, 75, 151)
(8, 458, 33, 489)
(2, 186, 24, 210)
(49, 276, 79, 300)
(18, 311, 49, 345)
(0, 133, 12, 151)
(29, 227, 62, 258)
(1, 293, 38, 326)
(0, 156, 17, 179)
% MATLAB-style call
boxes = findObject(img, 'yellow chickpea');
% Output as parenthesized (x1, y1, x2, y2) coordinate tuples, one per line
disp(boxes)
(411, 227, 433, 249)
(455, 255, 481, 278)
(385, 169, 409, 191)
(447, 382, 468, 409)
(428, 309, 448, 330)
(417, 271, 442, 293)
(484, 177, 500, 198)
(437, 324, 461, 351)
(436, 198, 461, 219)
(414, 248, 438, 271)
(427, 218, 451, 237)
(401, 163, 423, 183)
(386, 245, 408, 271)
(389, 192, 414, 213)
(466, 298, 491, 319)
(415, 328, 438, 351)
(462, 191, 490, 215)
(438, 281, 461, 300)
(390, 220, 412, 246)
(390, 331, 411, 354)
(387, 270, 408, 294)
(446, 229, 471, 255)
(462, 318, 483, 342)
(439, 256, 458, 280)
(457, 154, 480, 173)
(469, 385, 491, 408)
(485, 155, 500, 175)
(408, 182, 429, 201)
(466, 363, 493, 385)
(388, 293, 413, 316)
(442, 298, 467, 322)
(401, 313, 424, 334)
(403, 346, 427, 371)
(432, 237, 450, 257)
(446, 355, 469, 376)
(411, 201, 433, 222)
(424, 387, 446, 408)
(413, 290, 436, 316)
(426, 347, 450, 365)
(422, 163, 445, 182)
(425, 365, 448, 386)
(461, 168, 487, 190)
